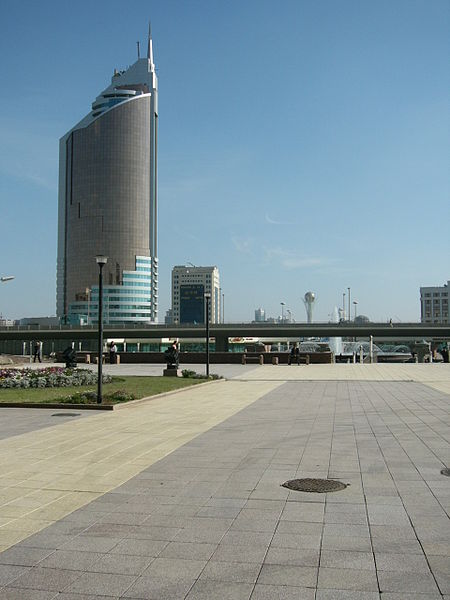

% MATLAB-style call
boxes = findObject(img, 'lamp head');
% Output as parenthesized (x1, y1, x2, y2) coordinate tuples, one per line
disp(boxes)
(96, 255, 108, 266)
(204, 292, 211, 299)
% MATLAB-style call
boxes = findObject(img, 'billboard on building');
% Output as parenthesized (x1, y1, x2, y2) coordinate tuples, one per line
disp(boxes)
(180, 284, 204, 324)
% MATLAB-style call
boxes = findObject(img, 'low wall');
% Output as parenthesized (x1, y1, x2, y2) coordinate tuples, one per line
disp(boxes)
(66, 351, 334, 365)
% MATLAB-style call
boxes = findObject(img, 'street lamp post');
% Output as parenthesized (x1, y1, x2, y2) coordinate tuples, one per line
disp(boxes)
(204, 292, 211, 377)
(342, 292, 346, 321)
(347, 287, 351, 325)
(86, 287, 91, 325)
(280, 301, 285, 323)
(96, 255, 108, 404)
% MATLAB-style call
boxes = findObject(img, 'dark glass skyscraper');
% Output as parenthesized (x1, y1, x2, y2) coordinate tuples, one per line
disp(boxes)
(57, 31, 158, 324)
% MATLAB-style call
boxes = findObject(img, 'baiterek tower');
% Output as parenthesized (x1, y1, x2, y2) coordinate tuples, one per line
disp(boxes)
(57, 28, 158, 324)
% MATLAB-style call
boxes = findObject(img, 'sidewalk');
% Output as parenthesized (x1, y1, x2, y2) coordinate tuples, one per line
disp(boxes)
(0, 364, 449, 598)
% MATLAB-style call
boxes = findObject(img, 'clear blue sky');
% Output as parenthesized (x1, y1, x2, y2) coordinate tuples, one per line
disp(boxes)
(1, 0, 448, 322)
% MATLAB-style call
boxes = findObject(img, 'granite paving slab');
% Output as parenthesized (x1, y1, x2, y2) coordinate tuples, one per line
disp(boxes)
(0, 377, 449, 598)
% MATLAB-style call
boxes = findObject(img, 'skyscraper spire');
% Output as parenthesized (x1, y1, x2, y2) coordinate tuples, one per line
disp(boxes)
(147, 21, 154, 64)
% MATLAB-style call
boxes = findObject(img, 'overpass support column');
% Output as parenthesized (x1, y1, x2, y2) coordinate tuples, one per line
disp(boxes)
(215, 335, 229, 353)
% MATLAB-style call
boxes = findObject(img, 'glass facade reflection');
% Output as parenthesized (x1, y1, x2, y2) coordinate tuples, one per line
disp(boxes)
(68, 256, 153, 324)
(57, 33, 158, 324)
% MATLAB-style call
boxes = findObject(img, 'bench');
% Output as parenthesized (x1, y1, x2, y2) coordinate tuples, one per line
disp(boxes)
(288, 354, 310, 365)
(77, 353, 90, 364)
(242, 354, 264, 365)
(95, 355, 121, 364)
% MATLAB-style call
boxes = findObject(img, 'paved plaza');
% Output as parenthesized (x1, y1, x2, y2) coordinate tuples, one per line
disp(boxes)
(0, 363, 449, 599)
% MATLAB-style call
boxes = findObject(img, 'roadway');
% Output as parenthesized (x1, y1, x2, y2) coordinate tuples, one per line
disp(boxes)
(0, 321, 449, 349)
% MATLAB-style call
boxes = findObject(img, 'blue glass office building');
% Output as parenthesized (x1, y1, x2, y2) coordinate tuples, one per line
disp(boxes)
(57, 31, 158, 324)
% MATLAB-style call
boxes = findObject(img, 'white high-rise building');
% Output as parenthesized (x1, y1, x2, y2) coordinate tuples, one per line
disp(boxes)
(172, 266, 220, 324)
(303, 291, 316, 323)
(420, 281, 449, 324)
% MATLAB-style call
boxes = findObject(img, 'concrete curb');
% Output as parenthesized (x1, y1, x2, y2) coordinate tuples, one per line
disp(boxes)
(0, 402, 114, 410)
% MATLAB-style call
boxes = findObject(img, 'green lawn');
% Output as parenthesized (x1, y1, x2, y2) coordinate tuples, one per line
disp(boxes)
(0, 376, 203, 404)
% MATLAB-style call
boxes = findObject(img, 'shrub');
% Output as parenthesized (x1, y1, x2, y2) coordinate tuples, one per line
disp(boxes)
(104, 389, 135, 403)
(57, 388, 135, 405)
(60, 391, 98, 404)
(181, 369, 197, 378)
(181, 369, 222, 380)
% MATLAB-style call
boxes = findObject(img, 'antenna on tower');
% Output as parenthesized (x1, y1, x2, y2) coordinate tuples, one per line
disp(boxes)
(137, 41, 140, 59)
(147, 20, 154, 63)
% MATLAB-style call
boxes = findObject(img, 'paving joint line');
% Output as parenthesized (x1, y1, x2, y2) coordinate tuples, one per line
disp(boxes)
(358, 384, 445, 597)
(371, 381, 449, 469)
(352, 382, 383, 597)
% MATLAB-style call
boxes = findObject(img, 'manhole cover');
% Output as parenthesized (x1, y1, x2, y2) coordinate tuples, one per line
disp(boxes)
(51, 413, 81, 417)
(441, 468, 450, 477)
(281, 478, 348, 493)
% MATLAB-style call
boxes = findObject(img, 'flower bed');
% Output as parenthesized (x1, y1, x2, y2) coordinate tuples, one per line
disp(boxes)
(0, 367, 112, 389)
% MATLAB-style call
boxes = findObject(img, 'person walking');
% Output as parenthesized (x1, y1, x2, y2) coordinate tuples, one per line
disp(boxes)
(33, 341, 41, 363)
(109, 341, 117, 365)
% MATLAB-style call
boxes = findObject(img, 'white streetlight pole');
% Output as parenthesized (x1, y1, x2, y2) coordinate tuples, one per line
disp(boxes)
(347, 287, 351, 324)
(1, 276, 15, 326)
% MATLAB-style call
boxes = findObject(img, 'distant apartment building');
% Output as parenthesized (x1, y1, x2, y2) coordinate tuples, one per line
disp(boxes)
(254, 308, 266, 322)
(18, 317, 60, 327)
(172, 266, 220, 324)
(420, 281, 449, 324)
(0, 318, 15, 327)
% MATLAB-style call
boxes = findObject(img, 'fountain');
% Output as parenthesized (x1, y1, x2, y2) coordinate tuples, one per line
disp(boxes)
(328, 306, 343, 357)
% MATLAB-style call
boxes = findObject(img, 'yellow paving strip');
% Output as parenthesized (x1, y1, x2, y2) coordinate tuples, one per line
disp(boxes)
(425, 380, 450, 396)
(0, 380, 282, 551)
